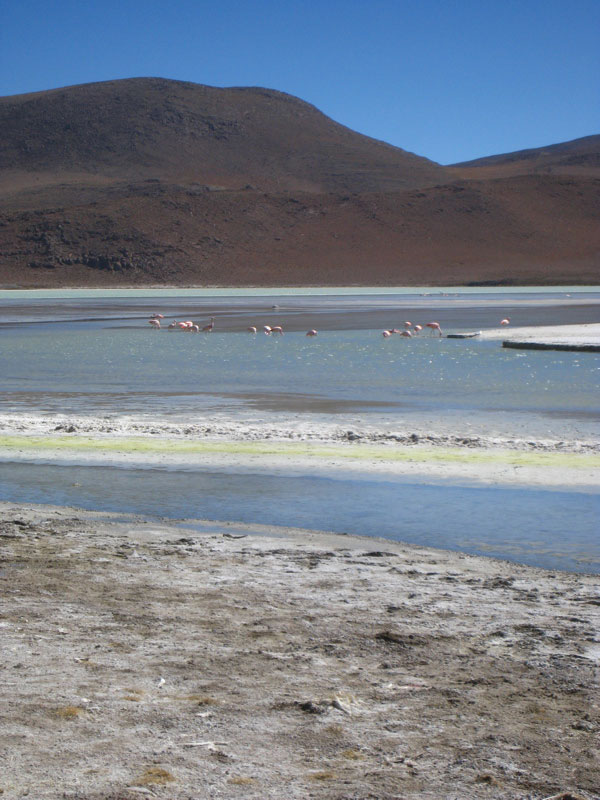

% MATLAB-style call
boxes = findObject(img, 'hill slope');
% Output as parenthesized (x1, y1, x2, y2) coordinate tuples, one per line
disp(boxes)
(0, 79, 598, 287)
(450, 135, 600, 179)
(0, 78, 447, 194)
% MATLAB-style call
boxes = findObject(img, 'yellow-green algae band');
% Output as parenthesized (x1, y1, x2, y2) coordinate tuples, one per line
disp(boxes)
(0, 434, 598, 470)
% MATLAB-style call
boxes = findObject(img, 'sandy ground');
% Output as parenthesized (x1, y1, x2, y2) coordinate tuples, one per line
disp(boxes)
(0, 503, 599, 800)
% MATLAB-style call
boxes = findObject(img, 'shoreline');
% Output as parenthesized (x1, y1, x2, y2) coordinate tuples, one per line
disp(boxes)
(480, 322, 600, 351)
(1, 417, 599, 492)
(2, 283, 599, 291)
(1, 502, 598, 799)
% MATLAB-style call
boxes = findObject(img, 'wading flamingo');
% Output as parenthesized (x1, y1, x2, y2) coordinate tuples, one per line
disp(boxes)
(270, 325, 284, 335)
(247, 326, 257, 334)
(382, 330, 392, 338)
(306, 329, 318, 337)
(426, 322, 442, 336)
(263, 325, 272, 335)
(400, 329, 412, 337)
(148, 319, 161, 329)
(168, 321, 178, 330)
(404, 321, 412, 329)
(500, 318, 510, 325)
(413, 324, 423, 334)
(202, 317, 215, 332)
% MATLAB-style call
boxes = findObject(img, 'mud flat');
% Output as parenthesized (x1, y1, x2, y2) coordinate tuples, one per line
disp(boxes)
(1, 503, 598, 800)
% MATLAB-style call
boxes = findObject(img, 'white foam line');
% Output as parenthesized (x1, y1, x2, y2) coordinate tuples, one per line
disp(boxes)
(0, 413, 598, 453)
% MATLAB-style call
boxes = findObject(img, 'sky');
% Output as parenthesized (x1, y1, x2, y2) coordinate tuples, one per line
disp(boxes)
(1, 0, 598, 164)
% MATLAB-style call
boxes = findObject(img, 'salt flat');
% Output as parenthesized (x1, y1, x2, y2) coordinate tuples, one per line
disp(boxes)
(479, 322, 600, 348)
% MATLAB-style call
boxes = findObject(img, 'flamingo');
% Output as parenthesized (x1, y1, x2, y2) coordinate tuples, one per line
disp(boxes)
(306, 329, 318, 337)
(247, 326, 257, 334)
(190, 324, 200, 333)
(270, 325, 284, 335)
(263, 325, 272, 335)
(202, 317, 215, 332)
(400, 330, 412, 337)
(148, 319, 160, 329)
(500, 318, 510, 325)
(426, 322, 443, 336)
(413, 324, 423, 334)
(151, 313, 164, 319)
(382, 330, 392, 338)
(404, 321, 412, 329)
(178, 321, 190, 330)
(168, 321, 178, 330)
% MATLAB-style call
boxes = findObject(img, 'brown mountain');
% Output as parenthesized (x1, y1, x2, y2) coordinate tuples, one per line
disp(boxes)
(450, 134, 600, 179)
(0, 78, 598, 287)
(0, 77, 446, 194)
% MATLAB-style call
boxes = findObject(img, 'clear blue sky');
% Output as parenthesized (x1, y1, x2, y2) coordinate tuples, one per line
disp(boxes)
(1, 0, 598, 164)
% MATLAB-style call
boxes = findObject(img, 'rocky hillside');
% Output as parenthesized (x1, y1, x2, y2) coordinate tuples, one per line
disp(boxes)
(0, 78, 598, 286)
(451, 134, 600, 179)
(0, 78, 447, 194)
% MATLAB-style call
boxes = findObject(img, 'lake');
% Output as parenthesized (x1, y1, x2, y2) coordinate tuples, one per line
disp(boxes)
(1, 287, 598, 572)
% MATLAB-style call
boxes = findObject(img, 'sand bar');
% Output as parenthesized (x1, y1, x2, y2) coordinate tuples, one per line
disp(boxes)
(479, 322, 600, 351)
(1, 431, 599, 492)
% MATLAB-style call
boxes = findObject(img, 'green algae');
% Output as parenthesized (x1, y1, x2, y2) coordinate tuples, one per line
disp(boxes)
(0, 433, 598, 470)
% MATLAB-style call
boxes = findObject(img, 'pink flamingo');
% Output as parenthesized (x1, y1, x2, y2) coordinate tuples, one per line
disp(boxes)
(151, 313, 164, 319)
(306, 329, 318, 337)
(190, 324, 199, 333)
(202, 317, 215, 332)
(270, 325, 284, 335)
(263, 325, 272, 335)
(426, 322, 443, 336)
(178, 321, 190, 330)
(500, 318, 510, 325)
(382, 330, 392, 338)
(413, 324, 423, 334)
(168, 321, 178, 330)
(404, 321, 412, 329)
(247, 326, 257, 334)
(400, 330, 412, 337)
(148, 319, 161, 329)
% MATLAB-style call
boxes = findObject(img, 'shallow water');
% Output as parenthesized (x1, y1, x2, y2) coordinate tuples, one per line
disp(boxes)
(1, 289, 599, 438)
(0, 461, 597, 573)
(1, 288, 598, 571)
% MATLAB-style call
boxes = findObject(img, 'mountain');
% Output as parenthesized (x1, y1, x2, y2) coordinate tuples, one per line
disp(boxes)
(450, 135, 600, 179)
(0, 78, 446, 194)
(0, 78, 598, 287)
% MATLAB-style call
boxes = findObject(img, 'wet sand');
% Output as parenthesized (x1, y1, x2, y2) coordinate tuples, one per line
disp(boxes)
(0, 503, 598, 800)
(0, 427, 598, 492)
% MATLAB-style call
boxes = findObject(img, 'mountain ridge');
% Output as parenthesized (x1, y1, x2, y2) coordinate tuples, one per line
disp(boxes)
(0, 78, 598, 287)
